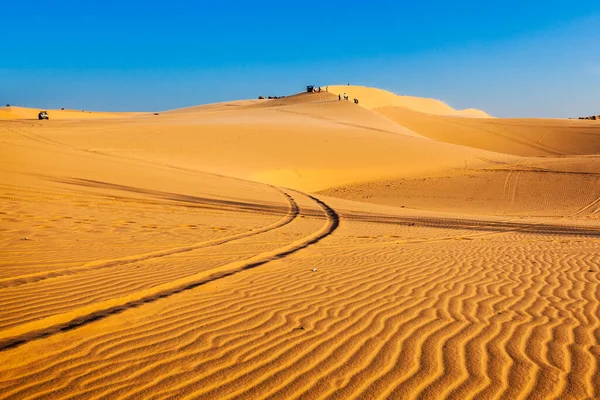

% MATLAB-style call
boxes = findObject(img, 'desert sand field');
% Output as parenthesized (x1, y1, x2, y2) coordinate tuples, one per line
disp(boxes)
(1, 86, 599, 399)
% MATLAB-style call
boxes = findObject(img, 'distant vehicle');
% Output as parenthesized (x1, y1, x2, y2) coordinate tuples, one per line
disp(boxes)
(306, 85, 314, 93)
(258, 96, 265, 99)
(38, 111, 49, 120)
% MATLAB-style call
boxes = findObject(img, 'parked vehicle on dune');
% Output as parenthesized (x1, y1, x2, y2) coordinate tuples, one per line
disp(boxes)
(38, 111, 49, 120)
(306, 85, 314, 93)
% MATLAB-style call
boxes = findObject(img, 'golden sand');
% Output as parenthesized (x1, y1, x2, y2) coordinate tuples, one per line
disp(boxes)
(0, 87, 599, 399)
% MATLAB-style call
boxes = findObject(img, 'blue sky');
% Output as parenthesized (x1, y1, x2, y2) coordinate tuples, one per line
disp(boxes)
(2, 1, 599, 117)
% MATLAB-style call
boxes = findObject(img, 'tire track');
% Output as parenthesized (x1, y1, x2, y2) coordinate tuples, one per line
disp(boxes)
(510, 160, 528, 203)
(503, 157, 524, 202)
(0, 186, 298, 289)
(0, 190, 338, 352)
(335, 208, 600, 238)
(1, 237, 598, 399)
(568, 194, 600, 217)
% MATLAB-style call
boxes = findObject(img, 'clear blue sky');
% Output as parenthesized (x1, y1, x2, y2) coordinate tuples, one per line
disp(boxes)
(2, 1, 599, 117)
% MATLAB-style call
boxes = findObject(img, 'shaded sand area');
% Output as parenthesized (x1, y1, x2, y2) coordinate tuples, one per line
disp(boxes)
(1, 87, 599, 399)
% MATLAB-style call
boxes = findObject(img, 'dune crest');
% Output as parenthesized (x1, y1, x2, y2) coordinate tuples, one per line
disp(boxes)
(326, 85, 492, 117)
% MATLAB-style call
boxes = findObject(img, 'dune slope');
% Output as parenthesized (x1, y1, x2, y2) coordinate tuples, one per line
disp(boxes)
(319, 103, 600, 215)
(376, 106, 600, 156)
(326, 85, 492, 117)
(6, 99, 489, 193)
(0, 106, 144, 120)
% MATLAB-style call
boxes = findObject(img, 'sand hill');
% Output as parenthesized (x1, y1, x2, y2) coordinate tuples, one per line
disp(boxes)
(0, 106, 144, 120)
(375, 106, 600, 156)
(327, 85, 493, 117)
(0, 86, 599, 399)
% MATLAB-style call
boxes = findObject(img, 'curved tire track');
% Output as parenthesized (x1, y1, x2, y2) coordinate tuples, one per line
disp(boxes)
(0, 190, 339, 352)
(0, 186, 298, 289)
(568, 194, 600, 217)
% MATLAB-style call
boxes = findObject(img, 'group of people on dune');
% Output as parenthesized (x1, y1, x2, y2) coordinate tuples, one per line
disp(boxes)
(338, 93, 358, 104)
(308, 83, 358, 104)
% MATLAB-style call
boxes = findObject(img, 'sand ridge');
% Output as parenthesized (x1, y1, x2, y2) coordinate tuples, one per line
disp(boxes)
(375, 106, 600, 156)
(0, 86, 599, 399)
(326, 85, 493, 117)
(0, 106, 145, 120)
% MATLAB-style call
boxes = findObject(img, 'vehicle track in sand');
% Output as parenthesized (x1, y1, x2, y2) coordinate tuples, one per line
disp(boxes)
(4, 223, 596, 399)
(0, 189, 339, 352)
(333, 209, 600, 238)
(502, 157, 526, 203)
(0, 186, 298, 289)
(568, 191, 600, 217)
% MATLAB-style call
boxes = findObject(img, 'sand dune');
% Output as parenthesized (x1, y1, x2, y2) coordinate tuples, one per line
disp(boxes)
(320, 102, 600, 215)
(327, 85, 492, 117)
(5, 98, 489, 192)
(376, 106, 600, 156)
(321, 156, 600, 216)
(0, 106, 144, 120)
(0, 109, 19, 120)
(1, 86, 599, 399)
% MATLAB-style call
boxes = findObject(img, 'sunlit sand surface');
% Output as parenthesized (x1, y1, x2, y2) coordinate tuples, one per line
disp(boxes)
(1, 87, 599, 399)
